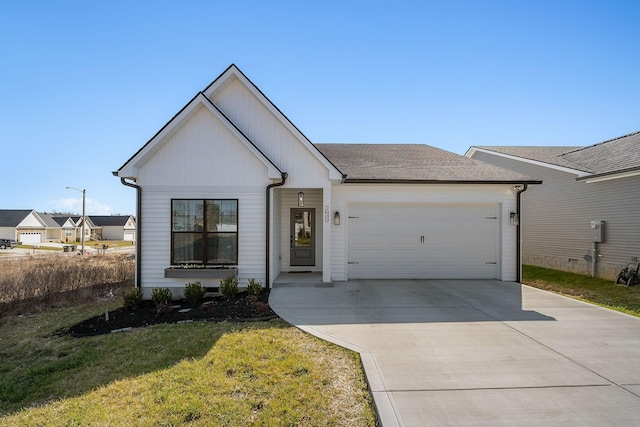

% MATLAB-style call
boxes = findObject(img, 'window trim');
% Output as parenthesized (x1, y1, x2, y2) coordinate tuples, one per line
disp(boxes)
(170, 198, 239, 266)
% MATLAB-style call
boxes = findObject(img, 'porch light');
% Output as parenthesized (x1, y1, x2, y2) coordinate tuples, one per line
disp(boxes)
(509, 211, 519, 226)
(297, 191, 304, 207)
(334, 211, 340, 225)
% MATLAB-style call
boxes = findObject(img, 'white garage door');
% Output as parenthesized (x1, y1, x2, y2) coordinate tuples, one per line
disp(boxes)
(347, 203, 500, 279)
(19, 232, 42, 244)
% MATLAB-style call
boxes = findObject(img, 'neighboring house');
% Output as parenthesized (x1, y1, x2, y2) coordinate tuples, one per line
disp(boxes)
(0, 209, 58, 243)
(466, 131, 640, 279)
(70, 216, 100, 241)
(114, 64, 538, 296)
(49, 216, 79, 242)
(0, 210, 136, 243)
(90, 215, 136, 241)
(0, 210, 36, 241)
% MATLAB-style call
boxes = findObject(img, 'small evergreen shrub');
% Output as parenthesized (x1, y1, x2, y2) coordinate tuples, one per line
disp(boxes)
(183, 281, 205, 305)
(219, 277, 239, 299)
(122, 287, 143, 310)
(247, 278, 263, 296)
(151, 287, 172, 313)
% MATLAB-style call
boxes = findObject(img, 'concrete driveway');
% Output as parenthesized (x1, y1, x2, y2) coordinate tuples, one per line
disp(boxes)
(269, 280, 640, 426)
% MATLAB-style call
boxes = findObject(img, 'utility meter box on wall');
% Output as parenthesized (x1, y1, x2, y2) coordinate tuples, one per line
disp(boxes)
(590, 220, 605, 242)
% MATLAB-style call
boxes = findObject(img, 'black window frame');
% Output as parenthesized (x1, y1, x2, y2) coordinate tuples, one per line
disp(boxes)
(170, 198, 239, 266)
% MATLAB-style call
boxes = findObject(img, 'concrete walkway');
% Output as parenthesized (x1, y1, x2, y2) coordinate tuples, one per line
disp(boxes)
(269, 280, 640, 426)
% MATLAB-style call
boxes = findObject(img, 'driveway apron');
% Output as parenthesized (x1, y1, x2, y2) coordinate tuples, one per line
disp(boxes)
(269, 280, 640, 426)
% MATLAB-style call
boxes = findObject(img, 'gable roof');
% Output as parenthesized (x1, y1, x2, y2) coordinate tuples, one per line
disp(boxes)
(36, 212, 63, 228)
(202, 65, 344, 181)
(0, 209, 34, 227)
(468, 131, 640, 181)
(89, 215, 134, 227)
(50, 216, 77, 227)
(115, 64, 343, 182)
(316, 144, 539, 183)
(115, 90, 283, 180)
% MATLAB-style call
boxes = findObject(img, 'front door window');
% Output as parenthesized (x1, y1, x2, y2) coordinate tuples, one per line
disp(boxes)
(290, 208, 315, 266)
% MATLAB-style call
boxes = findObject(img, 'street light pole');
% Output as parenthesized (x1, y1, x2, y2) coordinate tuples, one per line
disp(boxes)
(66, 186, 86, 255)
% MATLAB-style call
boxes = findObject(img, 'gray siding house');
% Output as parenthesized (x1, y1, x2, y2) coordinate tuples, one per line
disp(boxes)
(466, 131, 640, 279)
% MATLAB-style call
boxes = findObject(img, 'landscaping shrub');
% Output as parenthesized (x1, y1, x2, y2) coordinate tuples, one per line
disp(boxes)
(122, 288, 143, 310)
(151, 288, 172, 313)
(183, 281, 205, 305)
(220, 277, 239, 299)
(247, 278, 263, 296)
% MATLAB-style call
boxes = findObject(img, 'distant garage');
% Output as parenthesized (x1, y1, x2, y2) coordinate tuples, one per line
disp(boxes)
(19, 232, 43, 244)
(347, 203, 500, 279)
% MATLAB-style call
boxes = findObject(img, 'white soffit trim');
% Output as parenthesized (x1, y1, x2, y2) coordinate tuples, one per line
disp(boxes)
(204, 65, 343, 181)
(466, 147, 590, 178)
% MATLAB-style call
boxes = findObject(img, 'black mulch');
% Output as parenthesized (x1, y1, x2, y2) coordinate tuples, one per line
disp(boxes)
(63, 290, 278, 337)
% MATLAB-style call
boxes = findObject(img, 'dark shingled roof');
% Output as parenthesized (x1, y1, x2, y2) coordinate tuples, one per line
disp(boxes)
(0, 209, 34, 227)
(315, 144, 537, 183)
(476, 131, 640, 177)
(89, 216, 132, 227)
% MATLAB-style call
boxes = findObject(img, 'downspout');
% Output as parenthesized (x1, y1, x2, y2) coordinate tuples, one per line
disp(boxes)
(265, 173, 288, 289)
(515, 184, 528, 283)
(120, 177, 142, 289)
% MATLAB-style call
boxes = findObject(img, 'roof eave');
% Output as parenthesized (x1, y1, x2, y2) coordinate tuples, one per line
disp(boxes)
(577, 166, 640, 183)
(342, 179, 543, 185)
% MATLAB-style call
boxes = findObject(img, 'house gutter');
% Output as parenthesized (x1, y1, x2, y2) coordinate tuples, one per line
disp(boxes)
(266, 173, 288, 289)
(118, 176, 142, 289)
(515, 184, 528, 283)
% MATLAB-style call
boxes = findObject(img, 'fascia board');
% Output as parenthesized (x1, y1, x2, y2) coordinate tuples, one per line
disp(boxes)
(581, 168, 640, 183)
(118, 93, 282, 180)
(467, 147, 590, 178)
(199, 96, 283, 179)
(18, 211, 47, 228)
(207, 65, 343, 181)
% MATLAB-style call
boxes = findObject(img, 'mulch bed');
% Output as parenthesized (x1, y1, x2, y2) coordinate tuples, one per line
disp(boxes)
(64, 290, 278, 337)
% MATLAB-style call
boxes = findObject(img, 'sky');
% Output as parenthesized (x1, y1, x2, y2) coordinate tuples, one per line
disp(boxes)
(1, 1, 639, 216)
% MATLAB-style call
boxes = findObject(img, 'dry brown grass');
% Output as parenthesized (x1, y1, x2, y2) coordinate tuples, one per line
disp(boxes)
(0, 254, 134, 318)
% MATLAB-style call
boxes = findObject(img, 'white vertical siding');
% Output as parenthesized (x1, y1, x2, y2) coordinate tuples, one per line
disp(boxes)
(330, 198, 348, 281)
(138, 107, 269, 187)
(270, 188, 282, 283)
(211, 78, 330, 187)
(140, 186, 267, 297)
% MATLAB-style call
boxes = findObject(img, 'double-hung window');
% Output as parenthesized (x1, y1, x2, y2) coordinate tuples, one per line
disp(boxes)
(171, 199, 238, 265)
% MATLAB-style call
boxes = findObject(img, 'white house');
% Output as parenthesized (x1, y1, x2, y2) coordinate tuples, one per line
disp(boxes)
(114, 64, 539, 297)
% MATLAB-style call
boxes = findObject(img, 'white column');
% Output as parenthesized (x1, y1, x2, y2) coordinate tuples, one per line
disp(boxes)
(322, 185, 332, 283)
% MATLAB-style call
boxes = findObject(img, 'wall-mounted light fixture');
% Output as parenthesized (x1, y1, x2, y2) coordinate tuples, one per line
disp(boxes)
(509, 211, 519, 226)
(297, 191, 304, 207)
(334, 211, 340, 225)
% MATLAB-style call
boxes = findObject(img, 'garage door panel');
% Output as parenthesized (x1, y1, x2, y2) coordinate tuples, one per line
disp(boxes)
(348, 203, 499, 279)
(19, 233, 42, 244)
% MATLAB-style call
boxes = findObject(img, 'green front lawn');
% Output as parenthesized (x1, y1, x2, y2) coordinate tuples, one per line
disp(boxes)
(522, 265, 640, 316)
(0, 302, 376, 426)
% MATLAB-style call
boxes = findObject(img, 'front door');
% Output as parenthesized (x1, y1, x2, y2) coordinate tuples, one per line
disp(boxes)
(290, 208, 315, 266)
